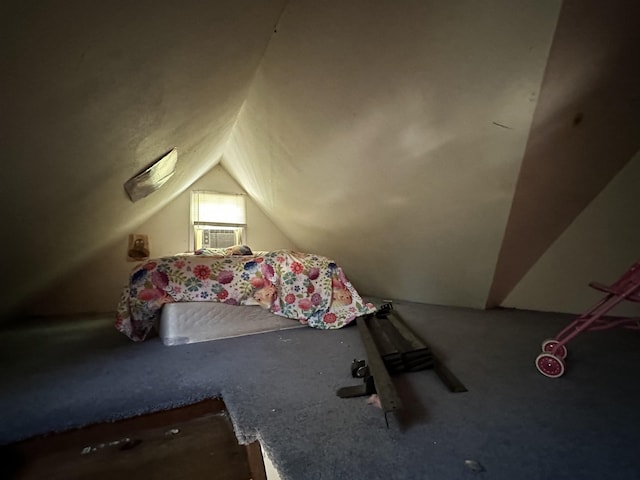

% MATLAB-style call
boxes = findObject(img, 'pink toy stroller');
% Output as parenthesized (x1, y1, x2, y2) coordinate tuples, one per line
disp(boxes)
(536, 261, 640, 378)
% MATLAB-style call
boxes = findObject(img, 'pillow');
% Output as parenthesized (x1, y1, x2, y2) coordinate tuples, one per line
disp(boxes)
(193, 247, 226, 256)
(194, 245, 253, 256)
(225, 245, 253, 256)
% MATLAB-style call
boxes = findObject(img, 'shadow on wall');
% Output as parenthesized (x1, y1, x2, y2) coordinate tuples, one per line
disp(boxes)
(487, 0, 640, 307)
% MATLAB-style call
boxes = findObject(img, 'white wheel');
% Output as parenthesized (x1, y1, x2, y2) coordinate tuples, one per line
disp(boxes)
(535, 352, 565, 378)
(541, 338, 568, 360)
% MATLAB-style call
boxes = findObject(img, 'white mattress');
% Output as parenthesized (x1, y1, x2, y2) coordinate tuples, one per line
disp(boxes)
(159, 302, 304, 346)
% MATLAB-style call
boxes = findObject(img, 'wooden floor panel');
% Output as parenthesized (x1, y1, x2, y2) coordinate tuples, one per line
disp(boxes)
(3, 398, 265, 480)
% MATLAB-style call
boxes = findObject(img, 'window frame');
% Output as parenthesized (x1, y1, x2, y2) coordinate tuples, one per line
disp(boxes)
(189, 191, 247, 250)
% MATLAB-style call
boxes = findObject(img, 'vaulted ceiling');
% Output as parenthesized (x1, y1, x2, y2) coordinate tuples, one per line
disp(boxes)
(2, 0, 638, 318)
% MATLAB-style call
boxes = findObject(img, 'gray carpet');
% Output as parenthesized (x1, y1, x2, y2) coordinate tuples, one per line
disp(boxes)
(1, 300, 639, 480)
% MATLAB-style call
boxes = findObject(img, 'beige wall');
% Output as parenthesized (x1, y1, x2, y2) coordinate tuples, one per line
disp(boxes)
(27, 165, 296, 316)
(6, 1, 638, 320)
(488, 0, 640, 308)
(1, 0, 287, 315)
(504, 150, 640, 317)
(223, 0, 561, 308)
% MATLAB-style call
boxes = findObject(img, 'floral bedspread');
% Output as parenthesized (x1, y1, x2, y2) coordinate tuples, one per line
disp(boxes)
(115, 249, 375, 341)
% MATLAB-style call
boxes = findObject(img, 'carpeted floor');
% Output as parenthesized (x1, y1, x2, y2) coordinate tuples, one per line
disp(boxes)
(1, 300, 639, 479)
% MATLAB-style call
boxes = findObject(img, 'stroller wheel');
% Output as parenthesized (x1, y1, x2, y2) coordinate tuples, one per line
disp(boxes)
(541, 338, 568, 359)
(535, 352, 565, 378)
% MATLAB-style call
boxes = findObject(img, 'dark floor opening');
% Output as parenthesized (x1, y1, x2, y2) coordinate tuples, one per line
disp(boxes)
(3, 398, 265, 480)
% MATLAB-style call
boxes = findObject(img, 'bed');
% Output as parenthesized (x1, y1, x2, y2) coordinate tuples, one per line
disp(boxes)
(115, 248, 375, 342)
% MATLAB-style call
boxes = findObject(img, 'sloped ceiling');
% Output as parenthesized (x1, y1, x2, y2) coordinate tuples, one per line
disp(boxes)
(2, 0, 638, 319)
(504, 150, 640, 317)
(223, 0, 562, 307)
(1, 0, 287, 311)
(487, 0, 640, 307)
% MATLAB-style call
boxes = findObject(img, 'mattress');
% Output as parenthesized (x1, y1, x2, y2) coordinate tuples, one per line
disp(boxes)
(159, 302, 304, 346)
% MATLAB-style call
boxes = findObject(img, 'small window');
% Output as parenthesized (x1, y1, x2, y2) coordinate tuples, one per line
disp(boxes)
(191, 191, 246, 249)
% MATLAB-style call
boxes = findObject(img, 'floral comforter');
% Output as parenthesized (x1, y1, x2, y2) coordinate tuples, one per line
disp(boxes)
(115, 249, 375, 341)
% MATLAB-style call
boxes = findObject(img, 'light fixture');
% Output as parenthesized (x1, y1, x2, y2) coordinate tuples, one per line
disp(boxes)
(125, 147, 177, 202)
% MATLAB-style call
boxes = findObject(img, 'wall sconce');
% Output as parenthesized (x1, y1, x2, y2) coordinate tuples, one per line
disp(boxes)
(125, 148, 177, 202)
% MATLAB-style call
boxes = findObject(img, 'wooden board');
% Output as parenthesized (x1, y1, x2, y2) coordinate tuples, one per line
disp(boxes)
(3, 398, 266, 480)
